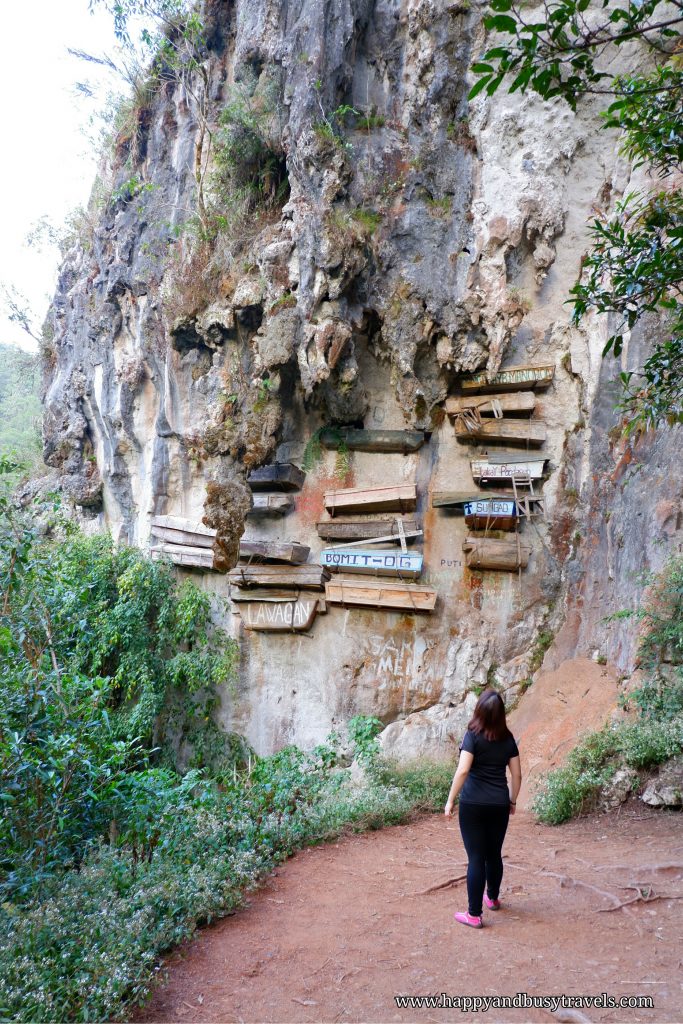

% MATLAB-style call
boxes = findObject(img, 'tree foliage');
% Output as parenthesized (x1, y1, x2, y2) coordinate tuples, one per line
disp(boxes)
(471, 0, 683, 432)
(0, 494, 238, 899)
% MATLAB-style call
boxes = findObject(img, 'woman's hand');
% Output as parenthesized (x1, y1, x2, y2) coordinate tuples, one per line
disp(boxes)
(444, 799, 454, 817)
(510, 802, 516, 816)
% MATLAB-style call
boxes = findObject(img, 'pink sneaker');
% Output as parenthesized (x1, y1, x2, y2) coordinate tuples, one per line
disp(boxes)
(484, 894, 501, 911)
(454, 911, 483, 928)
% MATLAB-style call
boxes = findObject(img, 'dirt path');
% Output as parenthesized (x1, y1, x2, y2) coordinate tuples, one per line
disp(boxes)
(132, 805, 682, 1024)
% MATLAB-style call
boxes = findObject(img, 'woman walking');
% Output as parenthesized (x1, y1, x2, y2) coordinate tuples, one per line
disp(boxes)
(444, 689, 522, 928)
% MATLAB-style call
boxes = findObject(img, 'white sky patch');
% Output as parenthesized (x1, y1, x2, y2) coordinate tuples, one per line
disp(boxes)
(0, 1, 120, 352)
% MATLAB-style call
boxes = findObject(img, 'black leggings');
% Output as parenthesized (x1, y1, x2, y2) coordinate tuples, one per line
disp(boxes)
(458, 802, 510, 916)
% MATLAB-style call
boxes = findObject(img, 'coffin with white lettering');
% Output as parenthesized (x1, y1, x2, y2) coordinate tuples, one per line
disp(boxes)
(463, 499, 518, 531)
(321, 547, 423, 578)
(460, 364, 555, 393)
(470, 455, 547, 484)
(238, 597, 320, 632)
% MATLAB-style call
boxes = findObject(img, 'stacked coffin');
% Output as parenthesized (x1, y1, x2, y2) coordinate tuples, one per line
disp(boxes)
(228, 462, 328, 631)
(436, 364, 554, 572)
(150, 515, 223, 570)
(314, 431, 437, 612)
(246, 462, 305, 516)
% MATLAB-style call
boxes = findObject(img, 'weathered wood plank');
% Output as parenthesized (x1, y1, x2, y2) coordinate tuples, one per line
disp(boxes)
(151, 525, 215, 548)
(237, 597, 319, 632)
(432, 491, 511, 508)
(151, 514, 215, 537)
(333, 529, 423, 549)
(230, 588, 325, 604)
(239, 540, 310, 564)
(486, 450, 547, 464)
(454, 418, 547, 446)
(321, 548, 423, 578)
(462, 536, 531, 571)
(325, 579, 437, 611)
(228, 565, 330, 589)
(319, 428, 425, 453)
(470, 457, 547, 483)
(460, 364, 555, 393)
(246, 494, 294, 516)
(150, 544, 218, 570)
(247, 463, 306, 492)
(324, 484, 417, 515)
(445, 392, 536, 416)
(316, 517, 419, 540)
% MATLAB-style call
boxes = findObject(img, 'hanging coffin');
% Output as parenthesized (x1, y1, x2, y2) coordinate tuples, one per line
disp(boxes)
(319, 428, 425, 454)
(463, 498, 518, 531)
(246, 494, 294, 517)
(460, 364, 555, 393)
(470, 454, 547, 484)
(247, 463, 305, 491)
(321, 547, 423, 578)
(325, 578, 437, 611)
(316, 517, 420, 541)
(445, 392, 536, 416)
(239, 540, 310, 564)
(237, 596, 320, 632)
(462, 536, 531, 571)
(454, 418, 547, 446)
(432, 491, 510, 508)
(150, 514, 216, 548)
(228, 564, 330, 589)
(150, 543, 222, 571)
(324, 483, 417, 516)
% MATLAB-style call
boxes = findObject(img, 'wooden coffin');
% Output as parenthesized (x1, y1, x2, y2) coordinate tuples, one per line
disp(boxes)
(316, 517, 420, 541)
(237, 596, 320, 632)
(432, 491, 510, 508)
(462, 536, 531, 571)
(246, 494, 294, 517)
(239, 540, 310, 564)
(324, 483, 417, 516)
(319, 428, 425, 454)
(470, 454, 547, 484)
(150, 514, 216, 549)
(151, 543, 219, 570)
(321, 548, 423, 578)
(325, 578, 437, 612)
(454, 418, 547, 446)
(247, 463, 305, 492)
(460, 364, 555, 393)
(228, 564, 330, 590)
(230, 588, 326, 606)
(463, 498, 518, 532)
(445, 392, 536, 416)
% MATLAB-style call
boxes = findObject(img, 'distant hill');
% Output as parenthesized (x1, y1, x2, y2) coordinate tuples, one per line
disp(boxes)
(0, 343, 44, 491)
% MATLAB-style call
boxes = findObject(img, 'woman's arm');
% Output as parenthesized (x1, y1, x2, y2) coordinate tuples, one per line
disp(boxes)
(444, 750, 474, 816)
(508, 755, 522, 814)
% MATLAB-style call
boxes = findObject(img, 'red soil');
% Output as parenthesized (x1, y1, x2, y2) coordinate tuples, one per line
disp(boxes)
(132, 805, 683, 1024)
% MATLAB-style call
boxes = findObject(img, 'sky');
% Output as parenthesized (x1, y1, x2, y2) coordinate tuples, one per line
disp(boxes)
(0, 1, 119, 352)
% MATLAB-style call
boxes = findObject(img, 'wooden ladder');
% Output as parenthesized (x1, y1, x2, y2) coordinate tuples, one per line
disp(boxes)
(512, 474, 543, 519)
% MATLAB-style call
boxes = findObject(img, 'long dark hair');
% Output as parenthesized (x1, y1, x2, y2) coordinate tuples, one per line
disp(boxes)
(468, 689, 511, 742)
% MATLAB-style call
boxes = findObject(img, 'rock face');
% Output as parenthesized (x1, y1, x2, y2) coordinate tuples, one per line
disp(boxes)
(641, 757, 683, 807)
(42, 0, 683, 759)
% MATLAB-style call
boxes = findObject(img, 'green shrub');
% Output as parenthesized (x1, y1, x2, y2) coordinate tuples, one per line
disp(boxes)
(0, 747, 453, 1022)
(534, 557, 683, 825)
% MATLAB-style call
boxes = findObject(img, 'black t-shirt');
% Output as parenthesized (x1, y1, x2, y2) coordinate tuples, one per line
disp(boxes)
(459, 729, 519, 805)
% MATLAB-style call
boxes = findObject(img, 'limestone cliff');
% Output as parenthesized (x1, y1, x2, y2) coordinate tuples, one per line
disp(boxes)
(42, 0, 682, 758)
